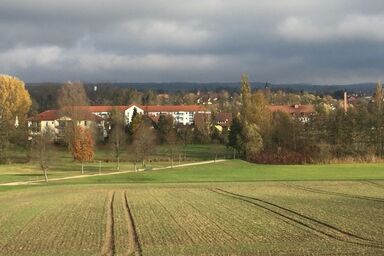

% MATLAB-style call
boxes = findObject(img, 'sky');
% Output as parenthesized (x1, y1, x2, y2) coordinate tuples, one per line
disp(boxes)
(0, 0, 383, 84)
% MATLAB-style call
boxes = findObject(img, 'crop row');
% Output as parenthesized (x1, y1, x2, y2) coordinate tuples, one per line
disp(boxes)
(0, 188, 106, 256)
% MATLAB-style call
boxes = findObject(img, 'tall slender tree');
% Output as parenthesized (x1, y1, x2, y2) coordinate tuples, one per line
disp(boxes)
(240, 74, 251, 123)
(372, 81, 384, 156)
(238, 75, 264, 159)
(57, 82, 90, 158)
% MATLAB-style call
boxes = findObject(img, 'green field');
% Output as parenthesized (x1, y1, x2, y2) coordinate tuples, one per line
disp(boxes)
(68, 160, 384, 184)
(0, 144, 232, 184)
(1, 160, 384, 255)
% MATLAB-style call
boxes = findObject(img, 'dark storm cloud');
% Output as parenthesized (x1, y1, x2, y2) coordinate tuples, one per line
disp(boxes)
(0, 0, 383, 83)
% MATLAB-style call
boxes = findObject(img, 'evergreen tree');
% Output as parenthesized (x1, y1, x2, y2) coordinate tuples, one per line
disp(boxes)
(157, 115, 174, 144)
(228, 117, 243, 154)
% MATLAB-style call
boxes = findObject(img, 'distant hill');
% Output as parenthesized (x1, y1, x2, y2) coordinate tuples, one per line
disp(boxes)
(27, 82, 377, 94)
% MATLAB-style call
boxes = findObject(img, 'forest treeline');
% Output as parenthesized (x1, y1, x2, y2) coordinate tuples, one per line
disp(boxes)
(228, 76, 384, 164)
(2, 74, 384, 166)
(26, 82, 356, 114)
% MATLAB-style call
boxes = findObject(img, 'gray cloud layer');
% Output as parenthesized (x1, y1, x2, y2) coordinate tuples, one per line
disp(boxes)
(0, 0, 383, 83)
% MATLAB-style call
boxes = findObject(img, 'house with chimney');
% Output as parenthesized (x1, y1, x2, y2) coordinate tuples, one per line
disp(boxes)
(267, 104, 315, 122)
(214, 112, 233, 130)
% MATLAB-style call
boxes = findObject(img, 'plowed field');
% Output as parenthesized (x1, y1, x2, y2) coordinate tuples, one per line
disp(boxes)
(1, 181, 383, 255)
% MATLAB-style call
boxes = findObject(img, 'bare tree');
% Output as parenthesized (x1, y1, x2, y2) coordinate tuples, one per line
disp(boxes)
(109, 108, 126, 170)
(211, 139, 221, 162)
(178, 126, 193, 161)
(166, 129, 179, 168)
(129, 122, 157, 170)
(157, 115, 179, 167)
(31, 128, 55, 182)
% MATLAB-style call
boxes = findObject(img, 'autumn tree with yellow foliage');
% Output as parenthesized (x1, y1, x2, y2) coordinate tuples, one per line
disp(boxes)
(0, 75, 32, 163)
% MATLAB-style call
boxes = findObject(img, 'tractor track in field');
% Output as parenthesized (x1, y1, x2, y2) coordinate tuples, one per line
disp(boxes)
(171, 190, 240, 244)
(361, 181, 384, 189)
(287, 184, 384, 203)
(186, 188, 259, 241)
(210, 188, 384, 249)
(123, 192, 142, 256)
(102, 192, 115, 256)
(148, 192, 195, 244)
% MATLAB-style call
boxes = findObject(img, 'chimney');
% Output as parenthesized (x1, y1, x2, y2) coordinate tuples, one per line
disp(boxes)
(264, 82, 271, 102)
(343, 90, 348, 112)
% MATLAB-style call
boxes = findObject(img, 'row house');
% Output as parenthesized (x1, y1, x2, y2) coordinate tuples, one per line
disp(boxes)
(72, 104, 144, 124)
(69, 104, 210, 126)
(142, 105, 210, 126)
(28, 104, 211, 139)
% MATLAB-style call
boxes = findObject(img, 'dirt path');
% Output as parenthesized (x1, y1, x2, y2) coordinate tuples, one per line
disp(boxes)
(0, 159, 227, 186)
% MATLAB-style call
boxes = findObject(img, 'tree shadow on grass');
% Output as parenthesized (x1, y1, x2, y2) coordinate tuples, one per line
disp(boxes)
(14, 174, 43, 177)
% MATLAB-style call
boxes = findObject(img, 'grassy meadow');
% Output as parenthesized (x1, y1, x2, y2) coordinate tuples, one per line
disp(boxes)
(0, 144, 232, 184)
(0, 154, 384, 255)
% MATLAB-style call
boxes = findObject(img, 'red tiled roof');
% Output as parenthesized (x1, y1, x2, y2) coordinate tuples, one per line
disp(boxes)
(81, 112, 104, 122)
(28, 110, 59, 121)
(73, 104, 142, 112)
(143, 105, 207, 112)
(28, 110, 104, 122)
(28, 104, 207, 122)
(267, 104, 315, 114)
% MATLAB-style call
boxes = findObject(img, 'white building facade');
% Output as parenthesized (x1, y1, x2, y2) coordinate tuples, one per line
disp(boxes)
(143, 105, 210, 125)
